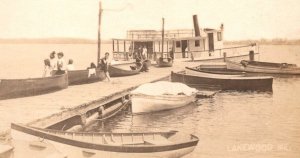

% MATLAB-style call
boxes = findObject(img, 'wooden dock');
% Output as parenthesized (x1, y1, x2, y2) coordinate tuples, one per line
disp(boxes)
(0, 60, 202, 134)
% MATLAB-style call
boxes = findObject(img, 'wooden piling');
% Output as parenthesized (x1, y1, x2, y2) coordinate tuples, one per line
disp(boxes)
(223, 52, 227, 62)
(161, 18, 165, 58)
(249, 50, 255, 61)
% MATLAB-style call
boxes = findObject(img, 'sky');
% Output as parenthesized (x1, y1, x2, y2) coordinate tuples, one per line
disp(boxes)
(0, 0, 300, 40)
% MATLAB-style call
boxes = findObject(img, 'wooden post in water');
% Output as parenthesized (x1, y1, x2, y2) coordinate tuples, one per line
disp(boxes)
(249, 50, 255, 61)
(223, 52, 227, 62)
(97, 1, 102, 64)
(161, 18, 165, 58)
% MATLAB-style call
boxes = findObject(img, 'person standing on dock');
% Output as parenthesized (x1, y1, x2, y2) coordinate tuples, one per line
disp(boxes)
(49, 51, 57, 76)
(169, 47, 174, 60)
(142, 46, 148, 60)
(136, 46, 143, 63)
(100, 52, 111, 82)
(56, 52, 66, 75)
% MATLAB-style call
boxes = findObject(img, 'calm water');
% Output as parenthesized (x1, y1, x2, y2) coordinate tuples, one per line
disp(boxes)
(1, 44, 300, 157)
(87, 45, 300, 158)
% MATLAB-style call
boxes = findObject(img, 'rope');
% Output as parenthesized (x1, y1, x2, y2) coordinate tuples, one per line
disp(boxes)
(93, 100, 130, 121)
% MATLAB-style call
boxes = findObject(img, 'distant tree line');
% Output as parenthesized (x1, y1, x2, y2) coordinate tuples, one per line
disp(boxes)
(0, 38, 112, 44)
(224, 38, 300, 45)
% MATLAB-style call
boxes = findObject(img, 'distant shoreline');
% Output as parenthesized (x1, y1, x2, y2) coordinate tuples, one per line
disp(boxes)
(224, 39, 300, 45)
(0, 38, 300, 45)
(0, 38, 112, 44)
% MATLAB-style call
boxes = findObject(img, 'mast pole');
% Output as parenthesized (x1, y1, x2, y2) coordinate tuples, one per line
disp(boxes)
(97, 1, 102, 64)
(161, 18, 165, 58)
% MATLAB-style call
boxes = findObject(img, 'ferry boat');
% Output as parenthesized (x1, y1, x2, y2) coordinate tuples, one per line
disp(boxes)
(111, 15, 258, 62)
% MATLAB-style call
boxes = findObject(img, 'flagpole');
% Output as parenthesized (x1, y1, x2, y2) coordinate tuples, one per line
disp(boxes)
(97, 1, 102, 64)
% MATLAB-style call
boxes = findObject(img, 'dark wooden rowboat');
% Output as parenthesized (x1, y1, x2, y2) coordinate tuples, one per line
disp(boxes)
(11, 123, 199, 158)
(226, 60, 300, 75)
(171, 71, 273, 91)
(0, 74, 68, 100)
(156, 57, 173, 67)
(109, 63, 142, 77)
(67, 68, 106, 85)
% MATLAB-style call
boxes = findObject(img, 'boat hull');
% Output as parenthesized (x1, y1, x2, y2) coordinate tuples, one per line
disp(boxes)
(11, 124, 198, 158)
(171, 71, 273, 91)
(109, 64, 142, 77)
(226, 60, 300, 75)
(156, 58, 173, 67)
(67, 68, 106, 85)
(0, 74, 68, 100)
(131, 94, 196, 114)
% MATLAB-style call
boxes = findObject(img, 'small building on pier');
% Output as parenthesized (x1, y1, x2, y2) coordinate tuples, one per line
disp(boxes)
(112, 26, 224, 61)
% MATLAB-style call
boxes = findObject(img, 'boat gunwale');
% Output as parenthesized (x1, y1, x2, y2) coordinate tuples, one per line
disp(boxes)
(185, 66, 246, 77)
(0, 74, 67, 81)
(227, 60, 300, 74)
(176, 70, 273, 80)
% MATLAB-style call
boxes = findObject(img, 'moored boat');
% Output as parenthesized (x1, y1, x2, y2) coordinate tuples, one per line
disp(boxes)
(131, 81, 197, 114)
(171, 71, 273, 91)
(187, 64, 246, 75)
(11, 123, 199, 158)
(67, 68, 106, 85)
(226, 60, 300, 75)
(0, 74, 68, 100)
(186, 66, 245, 77)
(131, 94, 196, 114)
(109, 63, 142, 77)
(156, 57, 173, 67)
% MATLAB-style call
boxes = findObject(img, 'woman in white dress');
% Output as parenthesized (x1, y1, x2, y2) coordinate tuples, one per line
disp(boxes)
(56, 52, 66, 75)
(43, 59, 52, 77)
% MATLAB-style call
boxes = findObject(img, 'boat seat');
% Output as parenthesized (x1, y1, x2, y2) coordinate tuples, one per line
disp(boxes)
(102, 135, 122, 145)
(29, 141, 47, 149)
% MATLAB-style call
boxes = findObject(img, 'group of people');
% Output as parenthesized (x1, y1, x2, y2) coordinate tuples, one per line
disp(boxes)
(43, 51, 75, 77)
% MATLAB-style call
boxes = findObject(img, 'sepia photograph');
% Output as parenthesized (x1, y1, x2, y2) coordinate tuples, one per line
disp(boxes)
(0, 0, 300, 157)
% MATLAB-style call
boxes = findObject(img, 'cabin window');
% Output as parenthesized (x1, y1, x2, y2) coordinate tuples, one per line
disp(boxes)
(217, 32, 222, 41)
(195, 40, 200, 47)
(176, 41, 181, 47)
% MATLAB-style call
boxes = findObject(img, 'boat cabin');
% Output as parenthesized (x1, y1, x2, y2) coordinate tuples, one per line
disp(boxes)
(112, 26, 224, 61)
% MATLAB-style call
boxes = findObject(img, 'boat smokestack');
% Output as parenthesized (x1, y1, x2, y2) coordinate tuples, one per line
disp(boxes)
(193, 15, 200, 37)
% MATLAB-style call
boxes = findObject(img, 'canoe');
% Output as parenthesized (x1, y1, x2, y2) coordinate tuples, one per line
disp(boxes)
(156, 57, 173, 67)
(226, 60, 300, 75)
(109, 63, 142, 77)
(131, 93, 196, 114)
(171, 71, 273, 91)
(67, 68, 106, 85)
(11, 123, 199, 158)
(186, 66, 245, 76)
(0, 74, 68, 100)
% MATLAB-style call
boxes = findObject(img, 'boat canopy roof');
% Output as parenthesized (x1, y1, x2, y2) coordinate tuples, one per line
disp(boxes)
(112, 36, 206, 42)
